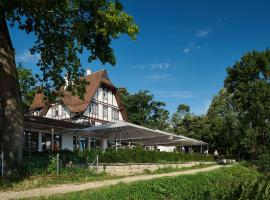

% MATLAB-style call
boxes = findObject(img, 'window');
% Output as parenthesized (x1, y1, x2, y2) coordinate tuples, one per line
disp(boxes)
(103, 88, 108, 102)
(73, 136, 88, 150)
(61, 106, 66, 119)
(112, 108, 119, 122)
(89, 102, 98, 118)
(103, 105, 108, 120)
(51, 105, 59, 119)
(33, 110, 40, 116)
(42, 133, 62, 151)
(23, 131, 38, 151)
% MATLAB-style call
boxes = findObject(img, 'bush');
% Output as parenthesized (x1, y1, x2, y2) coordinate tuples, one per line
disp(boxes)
(22, 148, 214, 175)
(96, 148, 214, 163)
(226, 175, 270, 200)
(253, 152, 270, 174)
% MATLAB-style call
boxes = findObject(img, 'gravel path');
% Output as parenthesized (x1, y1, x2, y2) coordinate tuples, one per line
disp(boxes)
(0, 165, 226, 200)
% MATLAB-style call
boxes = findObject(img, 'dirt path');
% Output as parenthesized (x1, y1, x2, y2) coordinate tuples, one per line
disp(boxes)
(0, 165, 227, 200)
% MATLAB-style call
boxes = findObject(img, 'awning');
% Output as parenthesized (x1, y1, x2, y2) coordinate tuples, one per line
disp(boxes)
(66, 120, 207, 146)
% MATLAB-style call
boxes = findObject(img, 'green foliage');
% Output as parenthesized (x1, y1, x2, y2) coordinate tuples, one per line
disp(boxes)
(4, 0, 138, 99)
(94, 148, 214, 163)
(225, 49, 270, 158)
(21, 149, 214, 176)
(225, 175, 270, 200)
(118, 89, 170, 130)
(253, 152, 270, 174)
(16, 63, 37, 111)
(41, 165, 260, 200)
(206, 89, 240, 156)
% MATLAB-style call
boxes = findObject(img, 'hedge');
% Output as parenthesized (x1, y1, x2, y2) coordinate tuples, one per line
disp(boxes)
(21, 148, 214, 175)
(97, 148, 214, 163)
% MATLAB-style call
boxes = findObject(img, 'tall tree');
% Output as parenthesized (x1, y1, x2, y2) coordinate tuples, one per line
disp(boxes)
(206, 89, 240, 156)
(17, 63, 37, 112)
(225, 49, 270, 158)
(118, 89, 170, 130)
(0, 0, 138, 177)
(171, 104, 191, 133)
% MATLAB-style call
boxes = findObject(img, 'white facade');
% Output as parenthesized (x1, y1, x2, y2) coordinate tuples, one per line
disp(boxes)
(157, 146, 176, 152)
(29, 84, 124, 152)
(41, 87, 123, 124)
(82, 87, 123, 124)
(45, 104, 71, 120)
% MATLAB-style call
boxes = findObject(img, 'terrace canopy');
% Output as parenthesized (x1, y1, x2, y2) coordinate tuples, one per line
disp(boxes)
(68, 120, 206, 146)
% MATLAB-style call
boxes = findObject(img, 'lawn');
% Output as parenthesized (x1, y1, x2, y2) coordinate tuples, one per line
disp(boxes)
(0, 163, 213, 191)
(33, 165, 261, 200)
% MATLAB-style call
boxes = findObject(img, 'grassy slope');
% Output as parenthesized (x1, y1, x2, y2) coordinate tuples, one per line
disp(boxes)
(0, 163, 213, 191)
(36, 165, 260, 200)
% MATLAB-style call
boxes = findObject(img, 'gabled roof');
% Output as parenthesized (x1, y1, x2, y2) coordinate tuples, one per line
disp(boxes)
(31, 69, 128, 121)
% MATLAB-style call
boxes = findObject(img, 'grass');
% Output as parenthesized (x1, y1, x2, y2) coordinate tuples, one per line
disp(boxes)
(0, 168, 117, 191)
(143, 163, 215, 175)
(0, 163, 215, 192)
(32, 164, 261, 200)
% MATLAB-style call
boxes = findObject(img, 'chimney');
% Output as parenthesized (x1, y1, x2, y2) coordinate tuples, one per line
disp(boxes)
(86, 68, 92, 76)
(64, 74, 69, 90)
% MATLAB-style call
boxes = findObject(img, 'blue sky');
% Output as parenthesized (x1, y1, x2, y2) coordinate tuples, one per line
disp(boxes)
(9, 0, 270, 115)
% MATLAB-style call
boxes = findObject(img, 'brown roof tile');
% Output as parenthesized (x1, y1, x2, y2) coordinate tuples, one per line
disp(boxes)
(30, 70, 128, 121)
(31, 93, 46, 109)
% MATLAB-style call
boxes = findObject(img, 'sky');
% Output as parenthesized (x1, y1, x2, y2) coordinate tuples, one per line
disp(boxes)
(9, 0, 270, 115)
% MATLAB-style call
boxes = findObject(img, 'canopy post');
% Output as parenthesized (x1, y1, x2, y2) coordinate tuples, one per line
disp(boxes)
(38, 132, 42, 152)
(51, 128, 54, 151)
(101, 139, 108, 151)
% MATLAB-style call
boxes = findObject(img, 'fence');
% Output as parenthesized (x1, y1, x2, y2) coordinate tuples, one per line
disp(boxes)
(22, 151, 99, 175)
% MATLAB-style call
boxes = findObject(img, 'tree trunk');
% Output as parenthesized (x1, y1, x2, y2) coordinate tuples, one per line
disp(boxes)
(0, 13, 24, 177)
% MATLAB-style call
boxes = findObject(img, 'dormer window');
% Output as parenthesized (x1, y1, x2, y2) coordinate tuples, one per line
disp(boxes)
(33, 109, 40, 116)
(51, 105, 59, 119)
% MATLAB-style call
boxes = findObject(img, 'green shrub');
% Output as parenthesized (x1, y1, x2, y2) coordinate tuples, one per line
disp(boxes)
(97, 148, 214, 163)
(226, 175, 270, 200)
(253, 152, 270, 174)
(22, 149, 214, 175)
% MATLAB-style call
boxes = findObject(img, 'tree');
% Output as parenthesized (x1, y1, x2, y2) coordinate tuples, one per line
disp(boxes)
(0, 0, 138, 177)
(206, 89, 240, 156)
(225, 50, 270, 158)
(171, 104, 191, 133)
(118, 89, 170, 130)
(17, 63, 37, 112)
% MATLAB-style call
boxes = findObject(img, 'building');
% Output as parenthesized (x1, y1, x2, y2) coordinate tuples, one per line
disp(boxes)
(27, 69, 128, 151)
(0, 69, 206, 153)
(30, 69, 128, 125)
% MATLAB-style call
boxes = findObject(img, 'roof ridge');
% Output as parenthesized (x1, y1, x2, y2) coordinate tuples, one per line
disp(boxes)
(85, 68, 106, 78)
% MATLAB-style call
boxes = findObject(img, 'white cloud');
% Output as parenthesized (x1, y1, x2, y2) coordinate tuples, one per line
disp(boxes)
(216, 18, 227, 28)
(133, 62, 172, 70)
(133, 64, 146, 69)
(154, 91, 195, 98)
(183, 42, 201, 53)
(150, 62, 171, 70)
(145, 73, 174, 81)
(183, 48, 190, 53)
(196, 29, 211, 37)
(16, 50, 40, 64)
